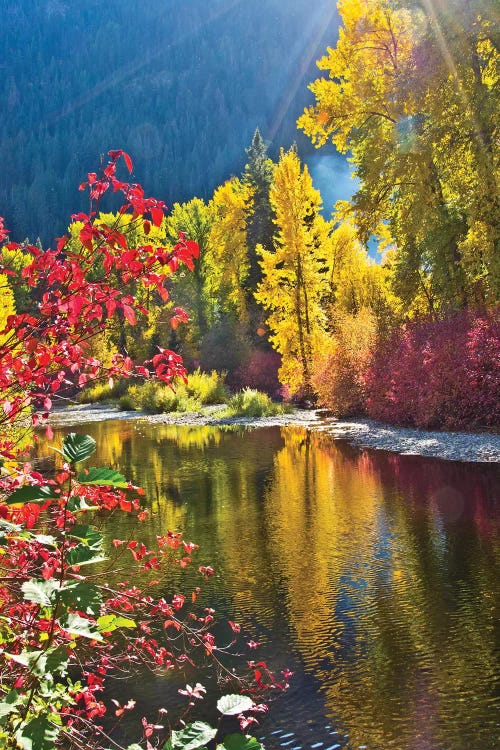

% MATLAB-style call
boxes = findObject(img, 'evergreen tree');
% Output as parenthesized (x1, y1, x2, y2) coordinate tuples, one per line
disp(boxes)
(0, 0, 339, 246)
(243, 129, 275, 292)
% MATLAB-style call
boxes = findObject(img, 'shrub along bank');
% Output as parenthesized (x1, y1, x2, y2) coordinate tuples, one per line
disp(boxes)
(80, 370, 291, 418)
(313, 310, 499, 431)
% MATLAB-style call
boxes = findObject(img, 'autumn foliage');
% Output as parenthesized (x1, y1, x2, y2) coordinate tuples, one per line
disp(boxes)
(312, 309, 377, 417)
(365, 311, 500, 430)
(0, 153, 282, 750)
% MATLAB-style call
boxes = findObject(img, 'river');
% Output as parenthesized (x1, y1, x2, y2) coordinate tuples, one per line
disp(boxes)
(43, 420, 500, 750)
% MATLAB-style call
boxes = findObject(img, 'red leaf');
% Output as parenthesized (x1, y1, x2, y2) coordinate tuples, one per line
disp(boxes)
(122, 152, 133, 173)
(186, 240, 200, 259)
(122, 305, 136, 325)
(119, 498, 133, 512)
(150, 207, 164, 227)
(55, 235, 68, 252)
(163, 620, 182, 631)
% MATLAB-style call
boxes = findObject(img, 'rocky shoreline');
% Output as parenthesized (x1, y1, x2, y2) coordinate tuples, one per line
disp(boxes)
(50, 404, 500, 463)
(315, 417, 500, 463)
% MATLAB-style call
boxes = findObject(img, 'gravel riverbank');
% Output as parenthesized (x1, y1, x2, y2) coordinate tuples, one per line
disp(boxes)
(50, 404, 500, 463)
(316, 417, 500, 463)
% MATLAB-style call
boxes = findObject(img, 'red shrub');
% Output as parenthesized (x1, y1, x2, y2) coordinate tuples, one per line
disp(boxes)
(366, 310, 500, 430)
(234, 349, 282, 397)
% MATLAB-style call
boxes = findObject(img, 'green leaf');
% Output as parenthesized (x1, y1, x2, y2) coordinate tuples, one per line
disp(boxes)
(165, 722, 218, 750)
(58, 613, 103, 641)
(97, 614, 136, 633)
(68, 525, 103, 548)
(15, 716, 59, 750)
(7, 650, 43, 670)
(32, 534, 57, 548)
(0, 519, 22, 546)
(66, 543, 106, 567)
(77, 467, 129, 488)
(0, 690, 19, 724)
(67, 495, 98, 512)
(217, 736, 264, 750)
(7, 485, 58, 505)
(126, 745, 144, 750)
(61, 433, 96, 464)
(217, 694, 254, 716)
(21, 579, 60, 606)
(59, 581, 102, 616)
(0, 519, 21, 532)
(43, 646, 70, 680)
(6, 647, 67, 681)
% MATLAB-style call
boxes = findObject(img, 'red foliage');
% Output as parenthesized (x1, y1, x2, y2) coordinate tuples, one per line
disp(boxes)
(0, 149, 199, 438)
(365, 310, 500, 430)
(0, 154, 279, 747)
(234, 349, 282, 397)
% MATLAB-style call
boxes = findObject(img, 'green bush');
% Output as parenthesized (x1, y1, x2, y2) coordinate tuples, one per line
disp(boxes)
(118, 394, 136, 411)
(79, 378, 129, 403)
(126, 382, 178, 412)
(81, 370, 229, 414)
(224, 388, 291, 418)
(185, 369, 229, 404)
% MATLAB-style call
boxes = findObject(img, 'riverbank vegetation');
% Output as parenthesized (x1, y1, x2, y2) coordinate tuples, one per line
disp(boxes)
(0, 1, 498, 431)
(80, 371, 290, 418)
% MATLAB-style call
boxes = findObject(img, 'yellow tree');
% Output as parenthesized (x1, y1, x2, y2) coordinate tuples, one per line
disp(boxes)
(299, 0, 499, 311)
(165, 198, 215, 361)
(255, 149, 331, 397)
(327, 219, 399, 326)
(0, 274, 16, 348)
(207, 177, 254, 321)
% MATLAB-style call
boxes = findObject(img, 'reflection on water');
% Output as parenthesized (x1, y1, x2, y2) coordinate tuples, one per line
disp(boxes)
(44, 422, 500, 750)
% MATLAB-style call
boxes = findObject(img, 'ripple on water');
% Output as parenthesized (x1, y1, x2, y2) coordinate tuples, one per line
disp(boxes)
(36, 422, 500, 750)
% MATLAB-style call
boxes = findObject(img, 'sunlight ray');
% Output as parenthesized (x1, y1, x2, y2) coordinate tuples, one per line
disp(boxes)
(268, 3, 339, 143)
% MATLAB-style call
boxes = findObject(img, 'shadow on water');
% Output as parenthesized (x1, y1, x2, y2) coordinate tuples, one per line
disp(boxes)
(40, 421, 500, 750)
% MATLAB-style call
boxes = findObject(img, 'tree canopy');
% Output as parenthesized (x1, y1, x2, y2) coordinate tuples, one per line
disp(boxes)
(299, 0, 499, 312)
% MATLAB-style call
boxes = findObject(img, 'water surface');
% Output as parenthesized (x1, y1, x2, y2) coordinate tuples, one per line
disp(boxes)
(45, 421, 500, 749)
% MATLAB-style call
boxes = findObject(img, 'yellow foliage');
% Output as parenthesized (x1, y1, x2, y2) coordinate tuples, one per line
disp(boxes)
(327, 220, 399, 327)
(255, 149, 331, 396)
(299, 0, 500, 310)
(0, 273, 16, 347)
(207, 177, 253, 319)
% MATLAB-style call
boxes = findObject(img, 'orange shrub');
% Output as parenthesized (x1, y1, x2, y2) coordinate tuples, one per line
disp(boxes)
(312, 308, 377, 416)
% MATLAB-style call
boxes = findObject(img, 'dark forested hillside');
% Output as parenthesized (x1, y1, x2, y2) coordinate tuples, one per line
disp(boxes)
(0, 0, 340, 243)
